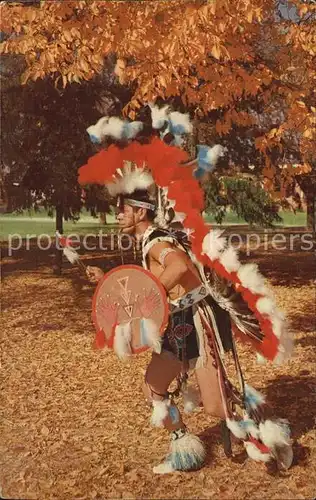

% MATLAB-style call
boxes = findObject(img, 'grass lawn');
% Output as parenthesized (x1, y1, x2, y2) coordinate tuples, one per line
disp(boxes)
(0, 211, 117, 240)
(0, 210, 307, 240)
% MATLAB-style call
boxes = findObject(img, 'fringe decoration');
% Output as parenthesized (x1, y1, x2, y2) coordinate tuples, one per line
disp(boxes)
(193, 305, 208, 369)
(168, 432, 206, 471)
(113, 322, 132, 360)
(151, 399, 170, 427)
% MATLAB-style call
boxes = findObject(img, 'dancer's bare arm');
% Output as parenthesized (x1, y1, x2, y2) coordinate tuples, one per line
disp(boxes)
(148, 242, 201, 293)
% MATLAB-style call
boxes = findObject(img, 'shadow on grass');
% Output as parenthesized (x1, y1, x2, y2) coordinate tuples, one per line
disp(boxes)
(265, 373, 316, 437)
(264, 372, 316, 468)
(1, 235, 142, 279)
(244, 250, 314, 287)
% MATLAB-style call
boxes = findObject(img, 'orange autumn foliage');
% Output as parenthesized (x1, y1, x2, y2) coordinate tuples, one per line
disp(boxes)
(1, 0, 315, 193)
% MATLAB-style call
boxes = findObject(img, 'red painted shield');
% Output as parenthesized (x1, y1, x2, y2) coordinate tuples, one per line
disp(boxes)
(92, 265, 169, 354)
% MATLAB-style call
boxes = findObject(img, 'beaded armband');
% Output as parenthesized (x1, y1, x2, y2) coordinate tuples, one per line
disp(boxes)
(159, 248, 177, 267)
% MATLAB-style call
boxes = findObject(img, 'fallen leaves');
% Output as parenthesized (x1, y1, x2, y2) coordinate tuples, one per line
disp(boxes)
(1, 245, 315, 499)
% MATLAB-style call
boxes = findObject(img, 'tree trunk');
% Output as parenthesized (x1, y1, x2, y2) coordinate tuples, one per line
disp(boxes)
(53, 203, 63, 275)
(296, 174, 316, 233)
(306, 194, 316, 233)
(100, 212, 107, 224)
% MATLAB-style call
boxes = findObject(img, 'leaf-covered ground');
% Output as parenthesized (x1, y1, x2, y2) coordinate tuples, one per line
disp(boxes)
(1, 238, 315, 500)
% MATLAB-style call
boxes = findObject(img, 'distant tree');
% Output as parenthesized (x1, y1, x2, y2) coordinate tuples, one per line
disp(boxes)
(204, 176, 282, 227)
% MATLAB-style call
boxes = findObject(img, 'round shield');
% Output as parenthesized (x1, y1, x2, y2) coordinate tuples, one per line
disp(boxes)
(92, 264, 169, 354)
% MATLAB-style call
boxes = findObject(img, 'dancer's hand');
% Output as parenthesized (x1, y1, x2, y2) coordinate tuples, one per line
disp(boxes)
(86, 266, 104, 283)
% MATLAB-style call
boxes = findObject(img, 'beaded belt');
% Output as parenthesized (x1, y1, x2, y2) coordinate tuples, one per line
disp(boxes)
(169, 284, 208, 314)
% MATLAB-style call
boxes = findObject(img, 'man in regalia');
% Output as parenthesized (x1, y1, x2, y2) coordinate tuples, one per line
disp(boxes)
(86, 177, 293, 474)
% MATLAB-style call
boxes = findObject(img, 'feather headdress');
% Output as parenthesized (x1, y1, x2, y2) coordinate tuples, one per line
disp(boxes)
(78, 107, 292, 365)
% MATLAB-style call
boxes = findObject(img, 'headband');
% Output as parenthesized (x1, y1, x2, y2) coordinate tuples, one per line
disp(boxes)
(116, 197, 156, 211)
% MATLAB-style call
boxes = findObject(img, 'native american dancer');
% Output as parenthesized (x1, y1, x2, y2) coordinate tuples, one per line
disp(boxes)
(78, 106, 294, 474)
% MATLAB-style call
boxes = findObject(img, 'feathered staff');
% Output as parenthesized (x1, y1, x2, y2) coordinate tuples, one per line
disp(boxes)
(56, 231, 87, 273)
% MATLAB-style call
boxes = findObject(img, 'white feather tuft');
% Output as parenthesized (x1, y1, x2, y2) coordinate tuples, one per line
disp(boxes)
(86, 116, 143, 142)
(113, 322, 132, 360)
(259, 419, 291, 449)
(63, 247, 79, 264)
(124, 121, 143, 139)
(170, 432, 206, 469)
(107, 170, 154, 196)
(220, 246, 241, 272)
(243, 418, 261, 439)
(244, 442, 271, 462)
(256, 297, 276, 315)
(86, 117, 109, 143)
(173, 135, 185, 147)
(256, 353, 267, 364)
(182, 385, 201, 413)
(237, 263, 268, 295)
(153, 462, 175, 474)
(255, 294, 293, 365)
(274, 326, 294, 365)
(153, 432, 206, 474)
(202, 229, 226, 259)
(226, 419, 247, 440)
(271, 310, 285, 339)
(141, 318, 162, 353)
(244, 384, 265, 409)
(150, 104, 170, 129)
(168, 111, 193, 134)
(206, 144, 225, 165)
(105, 117, 126, 139)
(151, 400, 170, 427)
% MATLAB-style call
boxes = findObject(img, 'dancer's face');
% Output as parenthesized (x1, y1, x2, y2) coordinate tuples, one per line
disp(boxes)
(116, 203, 139, 234)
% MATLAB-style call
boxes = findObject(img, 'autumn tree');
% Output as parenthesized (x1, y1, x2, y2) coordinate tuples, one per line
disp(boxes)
(0, 0, 315, 228)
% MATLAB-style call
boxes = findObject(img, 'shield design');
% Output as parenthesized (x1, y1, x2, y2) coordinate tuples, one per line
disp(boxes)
(92, 264, 169, 354)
